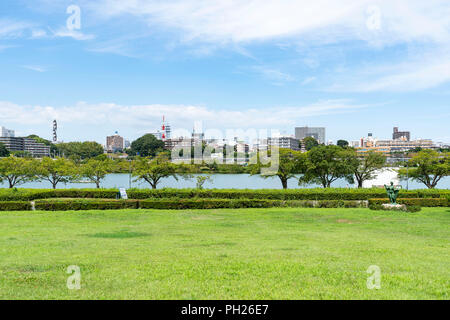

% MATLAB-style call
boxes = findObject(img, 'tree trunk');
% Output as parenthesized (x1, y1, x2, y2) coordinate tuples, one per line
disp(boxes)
(280, 177, 288, 189)
(151, 184, 157, 189)
(52, 182, 57, 189)
(96, 181, 100, 189)
(357, 179, 363, 188)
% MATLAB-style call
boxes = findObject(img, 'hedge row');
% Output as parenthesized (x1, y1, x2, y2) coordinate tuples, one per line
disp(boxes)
(368, 198, 448, 207)
(33, 199, 140, 211)
(0, 199, 368, 211)
(139, 199, 369, 210)
(1, 188, 449, 201)
(0, 201, 32, 211)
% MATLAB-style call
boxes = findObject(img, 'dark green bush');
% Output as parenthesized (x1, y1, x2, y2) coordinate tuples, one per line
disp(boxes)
(0, 201, 32, 211)
(34, 199, 139, 211)
(368, 198, 447, 207)
(406, 205, 422, 213)
(139, 198, 367, 210)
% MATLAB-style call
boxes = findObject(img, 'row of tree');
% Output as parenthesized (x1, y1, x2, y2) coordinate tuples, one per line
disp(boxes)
(0, 148, 448, 189)
(251, 146, 449, 189)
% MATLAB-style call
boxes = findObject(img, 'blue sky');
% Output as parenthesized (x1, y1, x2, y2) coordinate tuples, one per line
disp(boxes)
(0, 0, 449, 144)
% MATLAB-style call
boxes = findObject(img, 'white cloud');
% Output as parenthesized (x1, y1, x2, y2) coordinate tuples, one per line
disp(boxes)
(0, 19, 32, 38)
(89, 0, 450, 46)
(301, 77, 317, 85)
(0, 99, 367, 141)
(52, 27, 95, 41)
(31, 29, 47, 38)
(250, 65, 295, 84)
(21, 65, 46, 72)
(329, 51, 450, 92)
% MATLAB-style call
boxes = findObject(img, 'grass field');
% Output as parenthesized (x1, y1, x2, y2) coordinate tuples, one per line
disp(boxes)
(0, 207, 448, 299)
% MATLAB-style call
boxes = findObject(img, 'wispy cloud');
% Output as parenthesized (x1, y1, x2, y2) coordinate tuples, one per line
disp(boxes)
(329, 51, 450, 92)
(52, 27, 95, 41)
(250, 65, 295, 85)
(89, 0, 450, 46)
(21, 65, 46, 72)
(0, 19, 32, 38)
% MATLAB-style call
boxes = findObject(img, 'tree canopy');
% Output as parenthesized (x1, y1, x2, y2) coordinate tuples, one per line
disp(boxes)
(0, 156, 39, 188)
(81, 158, 116, 188)
(251, 148, 306, 189)
(130, 134, 165, 157)
(299, 145, 356, 188)
(352, 151, 386, 188)
(337, 140, 349, 148)
(132, 154, 191, 189)
(56, 141, 104, 159)
(0, 143, 10, 157)
(36, 157, 78, 189)
(301, 137, 319, 151)
(398, 150, 449, 189)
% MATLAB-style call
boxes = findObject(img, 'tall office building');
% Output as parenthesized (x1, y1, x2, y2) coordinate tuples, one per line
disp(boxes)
(393, 127, 410, 141)
(1, 126, 15, 137)
(0, 137, 50, 157)
(295, 127, 326, 144)
(106, 132, 124, 152)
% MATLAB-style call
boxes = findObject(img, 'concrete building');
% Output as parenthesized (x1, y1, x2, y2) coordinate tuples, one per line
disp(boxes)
(267, 136, 300, 151)
(393, 127, 410, 141)
(295, 127, 326, 144)
(1, 126, 15, 137)
(0, 137, 50, 157)
(106, 132, 124, 152)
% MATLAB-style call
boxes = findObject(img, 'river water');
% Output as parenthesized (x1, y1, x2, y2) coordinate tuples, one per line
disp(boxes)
(1, 173, 448, 189)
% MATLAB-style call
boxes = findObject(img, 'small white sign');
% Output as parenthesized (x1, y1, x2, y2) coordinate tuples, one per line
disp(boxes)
(119, 188, 128, 199)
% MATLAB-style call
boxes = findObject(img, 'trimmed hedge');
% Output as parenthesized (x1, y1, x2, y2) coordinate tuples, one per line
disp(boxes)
(140, 198, 368, 210)
(368, 198, 448, 207)
(0, 201, 32, 211)
(34, 199, 139, 211)
(2, 188, 448, 201)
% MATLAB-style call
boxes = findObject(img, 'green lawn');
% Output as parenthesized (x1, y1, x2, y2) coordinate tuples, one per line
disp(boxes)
(0, 208, 448, 299)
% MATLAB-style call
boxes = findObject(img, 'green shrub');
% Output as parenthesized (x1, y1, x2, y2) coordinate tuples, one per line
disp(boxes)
(368, 198, 448, 207)
(0, 188, 448, 202)
(34, 199, 139, 211)
(0, 201, 32, 211)
(406, 205, 422, 213)
(139, 198, 367, 210)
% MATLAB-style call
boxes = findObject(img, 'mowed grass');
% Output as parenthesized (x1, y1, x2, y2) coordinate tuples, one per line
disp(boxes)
(0, 208, 448, 299)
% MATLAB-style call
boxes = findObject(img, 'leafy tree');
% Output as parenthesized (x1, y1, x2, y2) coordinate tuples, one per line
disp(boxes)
(398, 150, 449, 189)
(299, 145, 356, 188)
(0, 143, 9, 157)
(11, 151, 32, 158)
(56, 141, 104, 159)
(81, 158, 116, 188)
(36, 157, 79, 189)
(337, 140, 349, 148)
(132, 154, 190, 189)
(196, 175, 212, 189)
(352, 151, 387, 188)
(0, 156, 39, 188)
(251, 148, 306, 189)
(301, 137, 319, 151)
(130, 134, 165, 157)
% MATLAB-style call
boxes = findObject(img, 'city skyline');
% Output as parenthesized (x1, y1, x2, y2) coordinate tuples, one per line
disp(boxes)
(0, 1, 449, 143)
